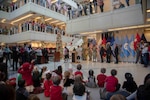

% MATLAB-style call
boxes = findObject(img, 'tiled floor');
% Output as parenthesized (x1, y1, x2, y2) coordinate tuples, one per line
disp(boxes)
(8, 60, 150, 100)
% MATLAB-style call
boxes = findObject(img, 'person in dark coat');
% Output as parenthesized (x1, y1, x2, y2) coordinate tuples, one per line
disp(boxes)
(106, 43, 112, 63)
(114, 44, 119, 64)
(12, 46, 19, 71)
(99, 46, 105, 63)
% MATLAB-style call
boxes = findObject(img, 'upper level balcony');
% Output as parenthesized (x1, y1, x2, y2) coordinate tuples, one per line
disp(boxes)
(0, 1, 68, 22)
(66, 4, 144, 34)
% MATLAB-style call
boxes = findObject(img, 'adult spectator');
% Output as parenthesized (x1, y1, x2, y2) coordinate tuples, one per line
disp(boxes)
(0, 46, 3, 63)
(122, 73, 137, 93)
(99, 45, 105, 63)
(93, 0, 97, 13)
(141, 43, 149, 67)
(97, 0, 104, 12)
(114, 44, 119, 64)
(136, 73, 150, 100)
(16, 79, 29, 100)
(126, 0, 130, 6)
(76, 45, 82, 63)
(12, 46, 19, 71)
(0, 84, 15, 100)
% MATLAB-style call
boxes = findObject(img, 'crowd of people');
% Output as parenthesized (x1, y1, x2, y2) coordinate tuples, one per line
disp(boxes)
(83, 40, 150, 67)
(0, 0, 138, 20)
(0, 44, 51, 71)
(0, 20, 66, 36)
(0, 60, 150, 100)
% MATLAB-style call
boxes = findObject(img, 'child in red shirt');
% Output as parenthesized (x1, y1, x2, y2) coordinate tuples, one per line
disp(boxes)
(97, 68, 107, 99)
(105, 69, 119, 92)
(50, 76, 63, 100)
(97, 68, 107, 87)
(74, 64, 83, 79)
(43, 73, 53, 97)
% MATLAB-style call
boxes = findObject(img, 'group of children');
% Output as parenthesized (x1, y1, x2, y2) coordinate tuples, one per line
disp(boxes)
(1, 59, 149, 100)
(16, 61, 139, 100)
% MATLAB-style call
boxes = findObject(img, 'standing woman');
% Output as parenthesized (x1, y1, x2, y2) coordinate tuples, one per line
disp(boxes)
(97, 0, 104, 12)
(92, 45, 97, 62)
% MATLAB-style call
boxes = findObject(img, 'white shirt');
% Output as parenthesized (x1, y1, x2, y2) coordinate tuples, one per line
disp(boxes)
(73, 93, 87, 100)
(76, 47, 82, 57)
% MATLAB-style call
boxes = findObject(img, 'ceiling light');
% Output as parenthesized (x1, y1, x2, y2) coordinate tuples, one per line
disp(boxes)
(45, 18, 52, 21)
(1, 19, 6, 23)
(147, 18, 150, 22)
(108, 24, 150, 31)
(11, 14, 33, 24)
(51, 0, 57, 3)
(147, 9, 150, 13)
(35, 17, 41, 20)
(12, 0, 17, 2)
(17, 40, 31, 44)
(56, 22, 65, 25)
(50, 20, 59, 24)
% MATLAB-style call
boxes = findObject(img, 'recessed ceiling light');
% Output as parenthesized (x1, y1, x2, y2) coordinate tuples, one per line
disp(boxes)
(147, 18, 150, 22)
(147, 9, 150, 13)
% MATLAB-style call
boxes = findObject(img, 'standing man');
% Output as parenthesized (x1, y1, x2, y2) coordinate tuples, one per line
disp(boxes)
(106, 43, 112, 63)
(99, 45, 105, 63)
(141, 43, 149, 67)
(114, 44, 119, 64)
(93, 0, 97, 13)
(12, 46, 19, 71)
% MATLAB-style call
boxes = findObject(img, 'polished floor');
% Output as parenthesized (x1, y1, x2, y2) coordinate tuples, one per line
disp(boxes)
(8, 60, 150, 100)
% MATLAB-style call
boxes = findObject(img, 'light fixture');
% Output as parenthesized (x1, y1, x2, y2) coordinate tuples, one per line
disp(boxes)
(51, 0, 57, 3)
(56, 22, 65, 25)
(147, 9, 150, 13)
(147, 18, 150, 22)
(50, 20, 59, 24)
(145, 28, 150, 31)
(11, 14, 33, 24)
(108, 24, 150, 31)
(17, 40, 31, 44)
(35, 17, 41, 20)
(45, 18, 52, 21)
(1, 19, 6, 23)
(12, 0, 17, 2)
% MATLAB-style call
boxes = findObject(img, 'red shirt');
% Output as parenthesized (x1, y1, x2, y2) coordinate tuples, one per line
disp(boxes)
(105, 76, 118, 92)
(44, 80, 53, 97)
(18, 63, 34, 86)
(74, 71, 83, 77)
(97, 74, 107, 87)
(50, 85, 63, 100)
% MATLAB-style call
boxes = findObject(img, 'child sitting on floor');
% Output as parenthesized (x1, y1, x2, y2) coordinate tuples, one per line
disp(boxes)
(43, 73, 53, 97)
(50, 76, 63, 100)
(85, 69, 97, 88)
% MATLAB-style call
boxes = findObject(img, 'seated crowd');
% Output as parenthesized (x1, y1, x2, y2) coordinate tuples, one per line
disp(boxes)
(0, 60, 150, 100)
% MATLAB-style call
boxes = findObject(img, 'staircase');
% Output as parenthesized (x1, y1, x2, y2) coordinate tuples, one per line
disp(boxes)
(67, 38, 83, 51)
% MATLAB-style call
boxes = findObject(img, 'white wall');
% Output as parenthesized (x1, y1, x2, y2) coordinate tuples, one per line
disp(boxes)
(0, 31, 79, 44)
